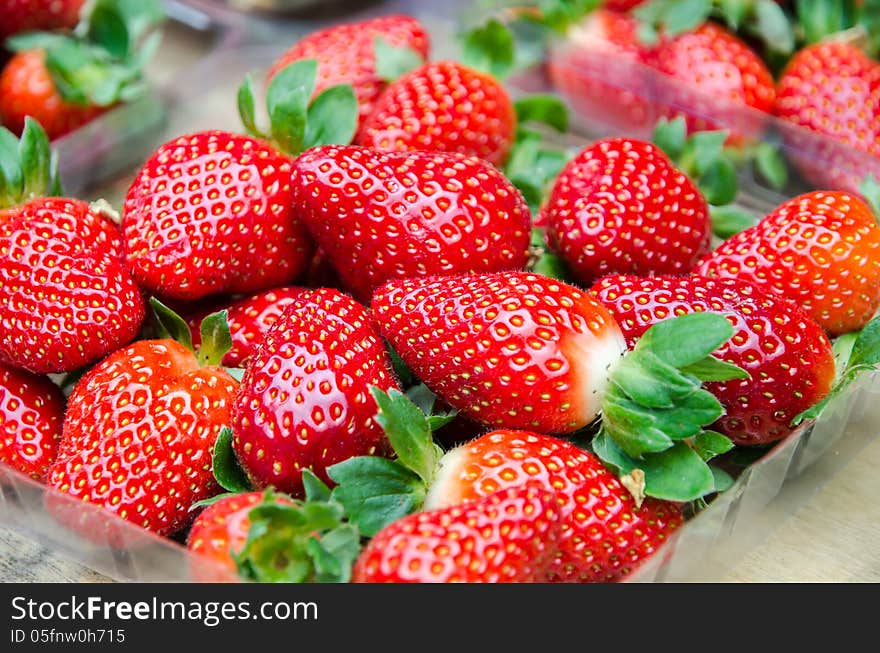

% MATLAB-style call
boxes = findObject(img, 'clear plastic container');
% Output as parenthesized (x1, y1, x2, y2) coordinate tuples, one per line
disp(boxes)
(2, 2, 879, 583)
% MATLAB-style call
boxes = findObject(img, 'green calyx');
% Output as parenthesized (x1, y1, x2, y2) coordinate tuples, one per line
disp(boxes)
(0, 118, 62, 209)
(595, 311, 748, 502)
(238, 59, 358, 157)
(794, 0, 879, 55)
(148, 297, 232, 368)
(6, 0, 164, 108)
(859, 175, 880, 219)
(374, 37, 425, 83)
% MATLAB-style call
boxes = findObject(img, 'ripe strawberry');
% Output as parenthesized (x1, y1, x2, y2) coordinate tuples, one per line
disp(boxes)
(232, 288, 400, 496)
(651, 21, 776, 143)
(549, 9, 654, 134)
(353, 483, 561, 583)
(0, 50, 103, 139)
(291, 146, 531, 302)
(0, 196, 145, 374)
(47, 335, 238, 536)
(591, 274, 835, 445)
(122, 131, 313, 301)
(356, 61, 517, 166)
(0, 363, 65, 480)
(424, 430, 683, 582)
(267, 15, 430, 128)
(0, 0, 84, 41)
(697, 191, 880, 336)
(186, 287, 306, 368)
(775, 42, 880, 192)
(541, 137, 711, 285)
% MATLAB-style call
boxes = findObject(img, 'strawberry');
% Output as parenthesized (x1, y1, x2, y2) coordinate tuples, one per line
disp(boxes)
(775, 41, 880, 192)
(0, 0, 84, 41)
(696, 191, 880, 336)
(186, 287, 306, 368)
(0, 362, 65, 480)
(0, 0, 163, 140)
(47, 308, 238, 536)
(356, 61, 517, 166)
(353, 483, 561, 583)
(122, 130, 313, 301)
(540, 137, 711, 285)
(0, 194, 145, 374)
(232, 288, 400, 496)
(372, 271, 747, 502)
(590, 274, 836, 445)
(291, 145, 531, 302)
(266, 15, 430, 128)
(424, 430, 683, 582)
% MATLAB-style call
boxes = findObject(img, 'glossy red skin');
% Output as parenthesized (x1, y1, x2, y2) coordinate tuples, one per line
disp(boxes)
(267, 15, 430, 128)
(0, 50, 104, 140)
(356, 61, 517, 166)
(371, 272, 627, 434)
(697, 191, 880, 336)
(0, 197, 145, 374)
(233, 288, 399, 496)
(123, 131, 313, 301)
(0, 363, 65, 480)
(591, 275, 835, 445)
(292, 146, 531, 303)
(0, 0, 84, 40)
(542, 138, 711, 285)
(550, 10, 654, 134)
(354, 483, 561, 583)
(47, 340, 238, 536)
(425, 430, 683, 583)
(186, 287, 306, 368)
(187, 491, 294, 579)
(651, 22, 776, 143)
(775, 42, 880, 192)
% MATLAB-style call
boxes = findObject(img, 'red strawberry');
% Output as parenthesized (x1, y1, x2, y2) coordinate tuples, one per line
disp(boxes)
(353, 483, 561, 583)
(47, 337, 238, 536)
(0, 0, 84, 41)
(0, 363, 65, 480)
(591, 274, 835, 445)
(651, 21, 776, 144)
(232, 288, 400, 496)
(122, 131, 314, 301)
(267, 15, 430, 128)
(291, 146, 531, 302)
(0, 50, 103, 139)
(775, 42, 880, 192)
(356, 61, 517, 166)
(0, 197, 145, 374)
(549, 9, 655, 134)
(186, 287, 306, 368)
(697, 191, 880, 336)
(424, 430, 683, 582)
(541, 137, 711, 285)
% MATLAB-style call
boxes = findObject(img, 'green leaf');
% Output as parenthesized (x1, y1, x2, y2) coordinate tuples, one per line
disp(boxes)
(530, 247, 570, 281)
(224, 367, 245, 382)
(514, 95, 569, 133)
(374, 37, 424, 82)
(609, 350, 698, 409)
(212, 427, 252, 493)
(685, 130, 729, 177)
(461, 18, 516, 80)
(427, 412, 458, 431)
(652, 116, 688, 160)
(859, 174, 880, 219)
(301, 469, 332, 503)
(197, 310, 232, 367)
(710, 204, 757, 239)
(601, 393, 675, 457)
(369, 386, 442, 485)
(386, 344, 415, 387)
(752, 0, 796, 56)
(680, 355, 750, 382)
(266, 59, 317, 156)
(754, 142, 789, 190)
(149, 297, 194, 352)
(304, 84, 358, 149)
(18, 118, 52, 202)
(86, 1, 130, 59)
(693, 430, 735, 461)
(307, 524, 361, 583)
(847, 314, 880, 368)
(5, 32, 71, 52)
(635, 312, 734, 369)
(635, 0, 714, 37)
(328, 456, 425, 537)
(710, 465, 735, 493)
(698, 157, 738, 206)
(716, 0, 750, 29)
(237, 75, 262, 138)
(190, 492, 242, 511)
(405, 383, 436, 417)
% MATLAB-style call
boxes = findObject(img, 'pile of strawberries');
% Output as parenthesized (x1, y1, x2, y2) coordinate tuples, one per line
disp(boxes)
(2, 3, 880, 584)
